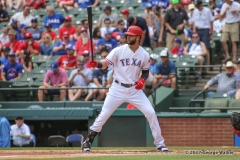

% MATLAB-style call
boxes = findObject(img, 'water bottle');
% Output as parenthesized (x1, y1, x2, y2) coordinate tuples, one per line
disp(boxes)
(102, 75, 106, 87)
(179, 46, 183, 61)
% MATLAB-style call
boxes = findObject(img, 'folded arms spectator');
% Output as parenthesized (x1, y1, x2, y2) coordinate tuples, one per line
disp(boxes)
(1, 50, 23, 81)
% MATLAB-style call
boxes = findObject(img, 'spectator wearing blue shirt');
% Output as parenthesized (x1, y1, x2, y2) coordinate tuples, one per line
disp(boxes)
(1, 51, 23, 81)
(17, 24, 28, 42)
(150, 0, 170, 11)
(44, 6, 64, 30)
(0, 46, 11, 65)
(74, 0, 99, 9)
(153, 49, 176, 89)
(0, 3, 10, 22)
(112, 19, 127, 34)
(52, 31, 75, 55)
(97, 30, 117, 51)
(40, 33, 54, 56)
(0, 117, 11, 148)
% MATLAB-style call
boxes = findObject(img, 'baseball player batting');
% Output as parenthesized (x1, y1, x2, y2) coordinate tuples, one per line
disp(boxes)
(83, 26, 168, 152)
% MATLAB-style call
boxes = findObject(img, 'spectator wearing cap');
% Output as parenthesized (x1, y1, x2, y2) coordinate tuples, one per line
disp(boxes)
(17, 24, 28, 42)
(213, 5, 225, 33)
(59, 16, 76, 40)
(100, 18, 115, 38)
(0, 26, 9, 45)
(164, 0, 189, 49)
(127, 16, 151, 47)
(44, 6, 65, 30)
(40, 33, 54, 56)
(68, 55, 93, 101)
(149, 53, 159, 74)
(141, 3, 154, 26)
(26, 0, 46, 9)
(113, 19, 127, 34)
(9, 19, 18, 31)
(28, 18, 44, 41)
(9, 5, 34, 26)
(184, 32, 207, 79)
(120, 9, 129, 29)
(75, 29, 95, 55)
(0, 3, 9, 22)
(153, 49, 176, 89)
(57, 0, 74, 10)
(41, 23, 56, 43)
(52, 31, 75, 56)
(4, 29, 21, 53)
(57, 44, 77, 70)
(220, 0, 240, 63)
(204, 61, 238, 98)
(151, 6, 165, 50)
(187, 4, 195, 26)
(149, 0, 171, 12)
(171, 38, 184, 55)
(96, 5, 118, 28)
(16, 32, 40, 57)
(18, 50, 33, 73)
(97, 29, 117, 51)
(38, 61, 68, 101)
(11, 116, 32, 147)
(74, 0, 99, 8)
(1, 50, 23, 81)
(112, 32, 124, 46)
(0, 46, 11, 65)
(192, 0, 214, 66)
(0, 116, 11, 148)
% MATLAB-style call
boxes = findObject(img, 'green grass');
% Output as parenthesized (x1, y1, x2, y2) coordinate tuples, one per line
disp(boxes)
(14, 155, 240, 160)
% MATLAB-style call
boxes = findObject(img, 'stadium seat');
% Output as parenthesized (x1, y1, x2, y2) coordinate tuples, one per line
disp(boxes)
(66, 134, 84, 147)
(32, 55, 51, 67)
(0, 81, 13, 101)
(154, 47, 166, 54)
(48, 135, 67, 147)
(227, 99, 240, 113)
(202, 99, 229, 113)
(11, 80, 34, 101)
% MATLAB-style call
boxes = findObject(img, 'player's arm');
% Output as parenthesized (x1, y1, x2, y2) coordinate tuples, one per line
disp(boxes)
(86, 59, 108, 70)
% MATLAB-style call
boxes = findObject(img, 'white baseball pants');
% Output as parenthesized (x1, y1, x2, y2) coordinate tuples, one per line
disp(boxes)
(90, 82, 165, 148)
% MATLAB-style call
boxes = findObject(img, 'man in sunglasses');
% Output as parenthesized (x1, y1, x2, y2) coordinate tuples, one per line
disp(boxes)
(68, 56, 92, 101)
(56, 44, 77, 70)
(204, 61, 238, 98)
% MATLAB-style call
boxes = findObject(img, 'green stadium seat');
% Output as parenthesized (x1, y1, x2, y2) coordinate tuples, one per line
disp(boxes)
(227, 100, 240, 113)
(51, 55, 61, 61)
(32, 55, 51, 67)
(143, 47, 153, 54)
(39, 62, 52, 70)
(208, 93, 232, 99)
(11, 79, 34, 101)
(202, 99, 229, 113)
(154, 47, 166, 54)
(0, 81, 13, 101)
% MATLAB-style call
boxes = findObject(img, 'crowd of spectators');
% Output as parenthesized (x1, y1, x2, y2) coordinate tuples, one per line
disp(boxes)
(1, 0, 240, 101)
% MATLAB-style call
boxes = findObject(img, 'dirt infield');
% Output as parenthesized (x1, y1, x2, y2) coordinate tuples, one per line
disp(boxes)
(0, 149, 239, 159)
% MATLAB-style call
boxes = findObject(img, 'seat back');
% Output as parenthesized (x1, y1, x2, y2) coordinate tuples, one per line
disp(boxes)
(227, 99, 240, 113)
(66, 134, 84, 147)
(48, 135, 67, 147)
(202, 99, 229, 113)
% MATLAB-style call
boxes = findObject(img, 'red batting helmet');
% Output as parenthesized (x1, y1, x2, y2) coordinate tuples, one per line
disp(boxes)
(125, 26, 142, 37)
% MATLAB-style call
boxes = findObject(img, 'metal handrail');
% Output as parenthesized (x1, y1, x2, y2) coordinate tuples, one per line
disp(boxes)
(0, 87, 109, 91)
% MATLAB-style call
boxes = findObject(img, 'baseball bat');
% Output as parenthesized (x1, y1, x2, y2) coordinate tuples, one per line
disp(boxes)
(87, 6, 94, 62)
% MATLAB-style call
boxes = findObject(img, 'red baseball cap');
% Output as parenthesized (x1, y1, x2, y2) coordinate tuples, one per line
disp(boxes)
(63, 31, 69, 38)
(121, 9, 129, 15)
(81, 28, 87, 33)
(124, 26, 142, 37)
(24, 32, 32, 38)
(65, 16, 72, 21)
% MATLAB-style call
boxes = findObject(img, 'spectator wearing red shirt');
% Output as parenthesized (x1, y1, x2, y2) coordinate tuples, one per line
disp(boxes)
(59, 16, 76, 40)
(4, 30, 20, 53)
(75, 29, 95, 55)
(41, 23, 57, 43)
(27, 0, 46, 9)
(57, 44, 77, 70)
(171, 38, 184, 55)
(16, 32, 40, 57)
(57, 0, 74, 10)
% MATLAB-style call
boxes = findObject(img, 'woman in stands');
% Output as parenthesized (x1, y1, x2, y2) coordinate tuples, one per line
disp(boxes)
(40, 33, 54, 57)
(19, 50, 33, 73)
(92, 27, 101, 47)
(183, 32, 208, 79)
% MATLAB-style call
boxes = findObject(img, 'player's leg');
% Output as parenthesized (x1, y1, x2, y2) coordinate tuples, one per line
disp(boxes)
(82, 85, 125, 151)
(127, 89, 168, 152)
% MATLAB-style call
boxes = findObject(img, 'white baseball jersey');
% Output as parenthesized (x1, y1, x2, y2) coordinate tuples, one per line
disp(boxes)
(105, 44, 150, 84)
